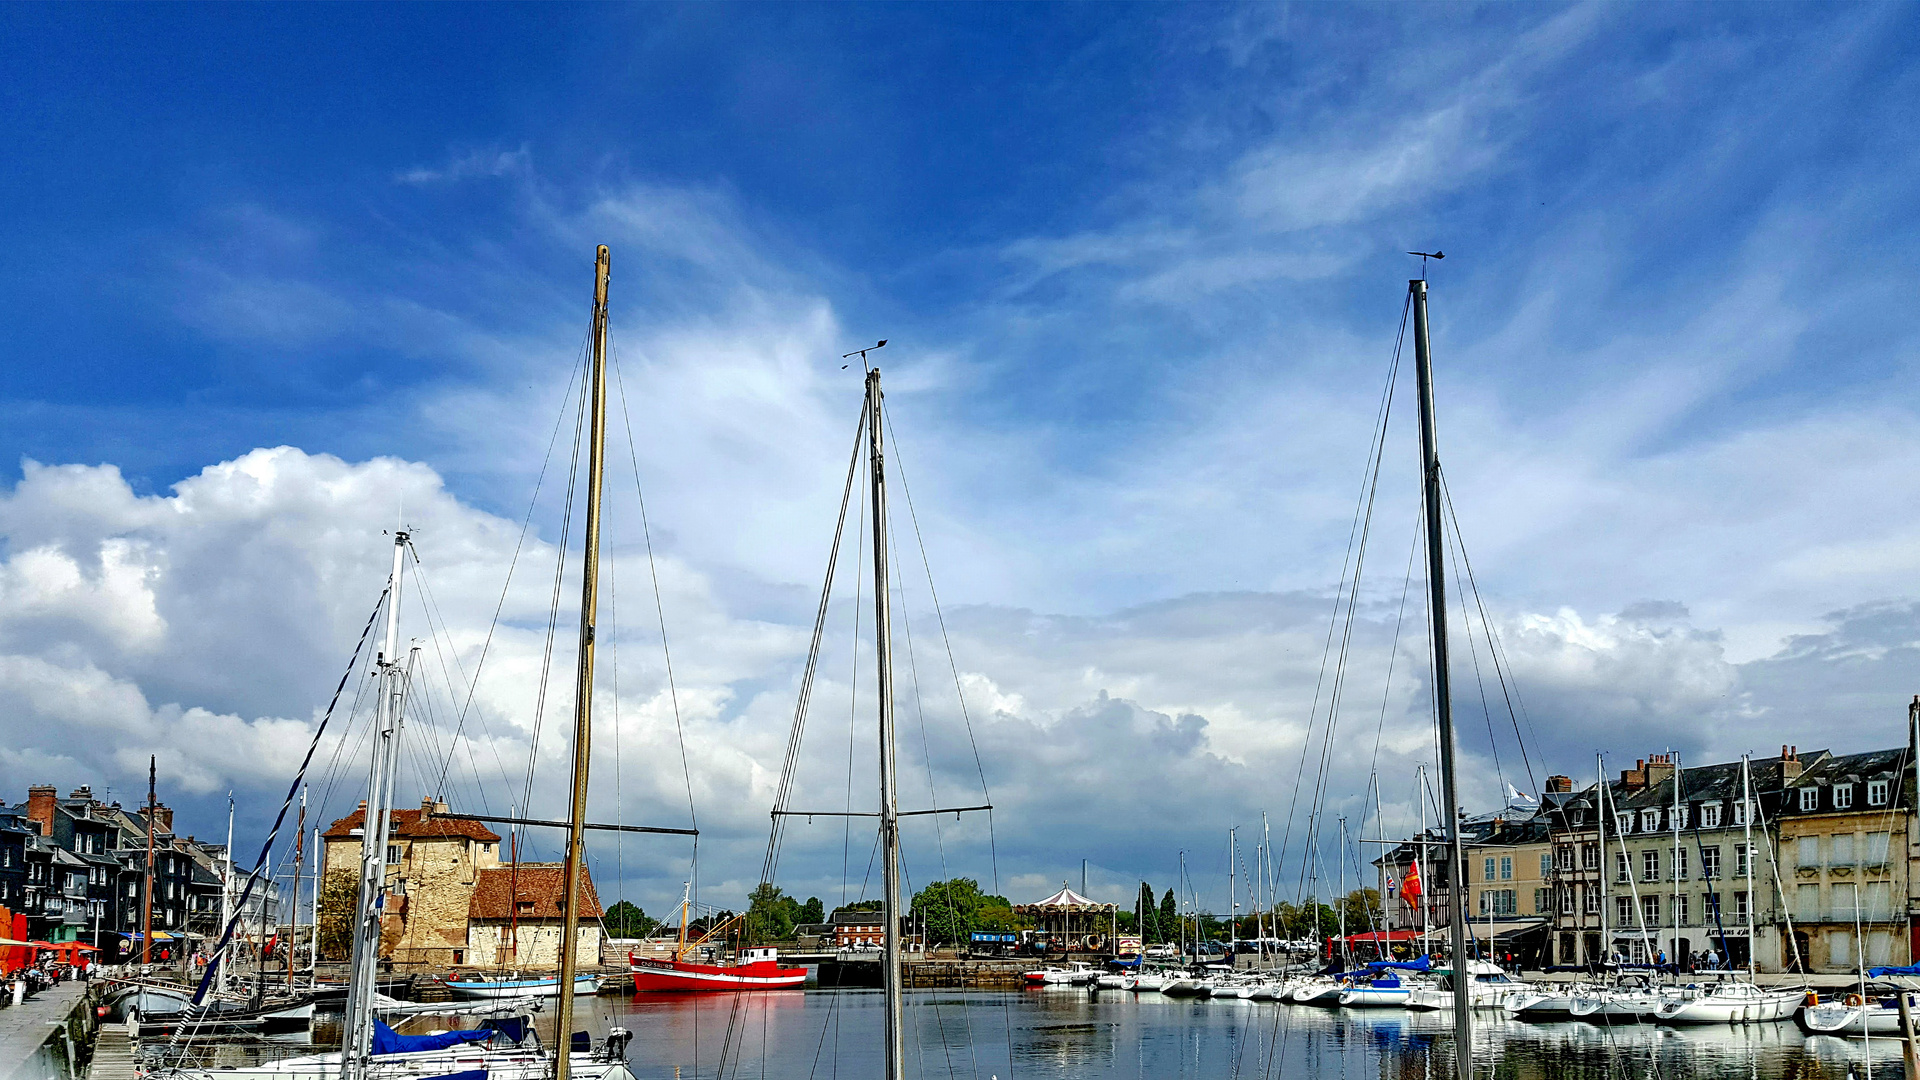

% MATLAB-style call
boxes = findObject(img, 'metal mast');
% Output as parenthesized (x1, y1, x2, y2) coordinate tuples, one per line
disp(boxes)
(142, 756, 155, 965)
(1670, 752, 1681, 967)
(866, 366, 906, 1080)
(220, 796, 234, 995)
(342, 531, 409, 1080)
(287, 787, 305, 990)
(1741, 755, 1755, 978)
(555, 244, 613, 1080)
(1596, 755, 1608, 962)
(1410, 277, 1472, 1072)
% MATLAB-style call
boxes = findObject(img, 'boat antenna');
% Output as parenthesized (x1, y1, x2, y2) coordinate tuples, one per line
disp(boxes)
(1408, 251, 1445, 279)
(841, 339, 888, 372)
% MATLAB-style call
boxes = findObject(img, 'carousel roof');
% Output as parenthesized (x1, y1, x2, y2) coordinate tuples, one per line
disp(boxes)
(1016, 883, 1115, 912)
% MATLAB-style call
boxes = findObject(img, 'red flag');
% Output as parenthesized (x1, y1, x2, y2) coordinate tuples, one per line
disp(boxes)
(1403, 859, 1423, 902)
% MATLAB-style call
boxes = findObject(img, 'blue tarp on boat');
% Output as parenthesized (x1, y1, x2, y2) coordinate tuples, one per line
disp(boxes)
(372, 1019, 494, 1055)
(1868, 965, 1920, 977)
(1366, 957, 1432, 972)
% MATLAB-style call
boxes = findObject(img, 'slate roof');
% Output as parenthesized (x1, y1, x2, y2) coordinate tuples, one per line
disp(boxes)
(468, 864, 602, 921)
(323, 806, 501, 844)
(1782, 746, 1914, 816)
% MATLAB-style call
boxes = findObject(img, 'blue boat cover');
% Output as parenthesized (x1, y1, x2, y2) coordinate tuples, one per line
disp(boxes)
(1869, 965, 1920, 977)
(480, 1017, 530, 1044)
(372, 1019, 494, 1055)
(1366, 957, 1432, 972)
(423, 1073, 489, 1080)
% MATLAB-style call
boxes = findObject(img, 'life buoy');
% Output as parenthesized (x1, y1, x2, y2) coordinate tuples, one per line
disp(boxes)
(1845, 993, 1863, 1007)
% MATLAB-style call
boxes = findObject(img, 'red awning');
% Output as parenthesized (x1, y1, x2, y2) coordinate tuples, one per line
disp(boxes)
(1337, 930, 1422, 943)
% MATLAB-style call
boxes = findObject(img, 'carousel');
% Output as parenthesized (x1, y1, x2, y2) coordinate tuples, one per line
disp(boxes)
(1016, 884, 1117, 953)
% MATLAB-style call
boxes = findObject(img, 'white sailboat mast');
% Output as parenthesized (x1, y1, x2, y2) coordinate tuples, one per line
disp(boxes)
(1741, 755, 1755, 978)
(342, 530, 409, 1080)
(220, 795, 234, 996)
(1596, 755, 1608, 958)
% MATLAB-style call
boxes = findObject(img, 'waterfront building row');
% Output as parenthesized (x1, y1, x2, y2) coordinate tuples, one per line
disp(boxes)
(1373, 698, 1920, 975)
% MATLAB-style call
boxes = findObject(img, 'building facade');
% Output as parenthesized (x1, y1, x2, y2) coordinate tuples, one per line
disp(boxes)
(322, 799, 518, 968)
(1776, 743, 1916, 973)
(1597, 751, 1805, 969)
(464, 864, 603, 968)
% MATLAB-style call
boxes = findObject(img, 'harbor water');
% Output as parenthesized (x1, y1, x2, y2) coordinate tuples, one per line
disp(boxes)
(203, 987, 1908, 1079)
(579, 987, 1901, 1080)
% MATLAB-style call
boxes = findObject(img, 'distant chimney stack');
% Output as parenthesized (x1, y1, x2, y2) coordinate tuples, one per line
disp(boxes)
(25, 785, 56, 836)
(146, 803, 173, 834)
(1546, 775, 1572, 794)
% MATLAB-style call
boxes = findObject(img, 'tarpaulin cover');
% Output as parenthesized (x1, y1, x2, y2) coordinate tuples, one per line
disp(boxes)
(372, 1019, 492, 1055)
(421, 1073, 488, 1080)
(1869, 965, 1920, 977)
(1365, 956, 1433, 972)
(480, 1017, 530, 1044)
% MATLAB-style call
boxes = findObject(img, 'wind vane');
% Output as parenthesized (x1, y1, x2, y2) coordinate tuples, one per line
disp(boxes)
(842, 339, 888, 371)
(1408, 250, 1444, 278)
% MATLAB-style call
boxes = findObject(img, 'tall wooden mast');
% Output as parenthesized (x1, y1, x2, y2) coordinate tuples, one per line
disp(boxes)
(555, 244, 612, 1080)
(1411, 277, 1473, 1073)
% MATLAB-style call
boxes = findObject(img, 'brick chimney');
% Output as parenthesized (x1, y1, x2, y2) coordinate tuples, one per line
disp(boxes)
(1546, 775, 1572, 794)
(1644, 753, 1676, 788)
(25, 785, 57, 836)
(1780, 745, 1805, 782)
(146, 802, 173, 834)
(1619, 759, 1649, 791)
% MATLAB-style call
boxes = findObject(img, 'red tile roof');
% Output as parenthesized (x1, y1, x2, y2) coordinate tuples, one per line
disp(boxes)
(321, 806, 501, 844)
(469, 864, 602, 921)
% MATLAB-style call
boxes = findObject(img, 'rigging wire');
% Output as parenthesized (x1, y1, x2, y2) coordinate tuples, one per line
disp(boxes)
(1276, 291, 1411, 912)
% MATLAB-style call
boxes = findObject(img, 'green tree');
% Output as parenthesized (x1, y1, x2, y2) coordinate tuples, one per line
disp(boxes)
(1136, 883, 1158, 942)
(799, 896, 825, 926)
(317, 869, 357, 961)
(1159, 888, 1177, 938)
(1340, 888, 1382, 934)
(605, 900, 657, 939)
(746, 883, 804, 943)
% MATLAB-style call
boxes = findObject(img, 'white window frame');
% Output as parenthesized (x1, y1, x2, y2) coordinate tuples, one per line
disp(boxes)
(1642, 850, 1660, 882)
(1868, 779, 1890, 807)
(1800, 787, 1819, 812)
(1834, 784, 1855, 810)
(1701, 845, 1720, 879)
(1501, 856, 1513, 881)
(1617, 813, 1632, 835)
(1642, 809, 1660, 832)
(1676, 806, 1690, 830)
(1701, 803, 1722, 829)
(1615, 850, 1630, 883)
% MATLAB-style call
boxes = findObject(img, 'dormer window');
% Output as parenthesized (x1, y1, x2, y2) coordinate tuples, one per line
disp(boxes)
(1799, 787, 1819, 812)
(1733, 800, 1748, 826)
(1641, 809, 1660, 832)
(1616, 813, 1632, 835)
(1701, 803, 1722, 829)
(1675, 806, 1690, 830)
(1869, 779, 1890, 807)
(1834, 784, 1855, 810)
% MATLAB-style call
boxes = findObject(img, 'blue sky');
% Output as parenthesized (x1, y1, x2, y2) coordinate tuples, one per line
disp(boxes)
(3, 4, 1920, 916)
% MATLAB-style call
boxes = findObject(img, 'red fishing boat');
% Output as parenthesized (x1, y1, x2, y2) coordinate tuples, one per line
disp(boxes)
(629, 891, 807, 992)
(630, 946, 807, 992)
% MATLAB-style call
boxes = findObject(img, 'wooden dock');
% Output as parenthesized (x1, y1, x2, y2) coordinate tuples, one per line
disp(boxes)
(82, 1025, 136, 1080)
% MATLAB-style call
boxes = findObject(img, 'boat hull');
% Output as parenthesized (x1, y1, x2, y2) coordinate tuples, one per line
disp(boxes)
(1339, 986, 1411, 1008)
(1653, 986, 1802, 1025)
(443, 975, 599, 999)
(630, 959, 806, 992)
(1798, 1001, 1906, 1036)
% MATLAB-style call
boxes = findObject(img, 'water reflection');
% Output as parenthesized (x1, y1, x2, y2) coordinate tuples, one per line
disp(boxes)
(582, 990, 1909, 1080)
